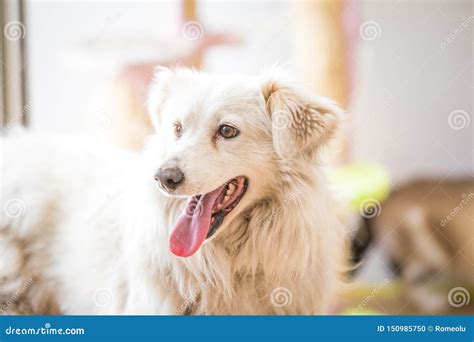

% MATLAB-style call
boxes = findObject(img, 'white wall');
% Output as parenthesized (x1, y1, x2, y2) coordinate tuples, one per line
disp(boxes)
(351, 1, 472, 184)
(26, 0, 180, 134)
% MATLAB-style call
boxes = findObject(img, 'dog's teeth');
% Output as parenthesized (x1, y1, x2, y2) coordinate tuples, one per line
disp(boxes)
(227, 183, 236, 195)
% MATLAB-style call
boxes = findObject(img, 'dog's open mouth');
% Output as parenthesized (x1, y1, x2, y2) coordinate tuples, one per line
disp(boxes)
(169, 176, 248, 257)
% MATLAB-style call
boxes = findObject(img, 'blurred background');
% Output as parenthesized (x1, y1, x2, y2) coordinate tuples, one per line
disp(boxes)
(1, 0, 472, 315)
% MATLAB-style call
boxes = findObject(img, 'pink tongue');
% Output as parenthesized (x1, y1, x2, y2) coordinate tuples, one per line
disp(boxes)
(169, 187, 224, 257)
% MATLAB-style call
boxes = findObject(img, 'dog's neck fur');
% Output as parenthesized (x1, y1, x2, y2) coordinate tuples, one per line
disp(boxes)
(129, 157, 346, 315)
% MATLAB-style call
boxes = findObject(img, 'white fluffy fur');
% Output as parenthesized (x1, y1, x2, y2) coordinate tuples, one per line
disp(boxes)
(0, 68, 347, 315)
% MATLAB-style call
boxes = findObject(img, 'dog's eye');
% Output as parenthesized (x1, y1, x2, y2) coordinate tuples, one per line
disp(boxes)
(218, 125, 239, 139)
(173, 122, 183, 138)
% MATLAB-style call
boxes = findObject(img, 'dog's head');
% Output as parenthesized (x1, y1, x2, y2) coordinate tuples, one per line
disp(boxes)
(147, 67, 342, 257)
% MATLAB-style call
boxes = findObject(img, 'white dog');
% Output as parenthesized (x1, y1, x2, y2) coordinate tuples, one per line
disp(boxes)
(0, 68, 347, 315)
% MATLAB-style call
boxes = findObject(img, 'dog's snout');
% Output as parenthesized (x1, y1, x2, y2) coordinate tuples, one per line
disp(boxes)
(154, 167, 185, 191)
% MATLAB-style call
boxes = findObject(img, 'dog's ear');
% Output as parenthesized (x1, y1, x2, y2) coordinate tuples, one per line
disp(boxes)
(262, 80, 343, 159)
(147, 66, 175, 128)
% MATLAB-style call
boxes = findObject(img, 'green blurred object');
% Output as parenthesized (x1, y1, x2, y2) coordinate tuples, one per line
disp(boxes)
(327, 162, 391, 210)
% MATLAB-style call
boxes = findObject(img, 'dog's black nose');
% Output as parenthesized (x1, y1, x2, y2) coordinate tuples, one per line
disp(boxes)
(154, 167, 185, 191)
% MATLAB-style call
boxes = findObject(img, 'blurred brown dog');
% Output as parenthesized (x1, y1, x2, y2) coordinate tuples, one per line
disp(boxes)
(362, 179, 473, 312)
